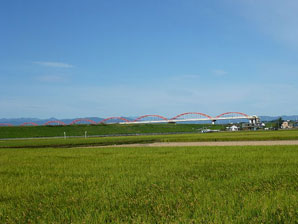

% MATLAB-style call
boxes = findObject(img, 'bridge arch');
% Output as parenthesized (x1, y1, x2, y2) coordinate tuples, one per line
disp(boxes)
(99, 117, 130, 124)
(133, 115, 168, 122)
(0, 123, 13, 126)
(170, 112, 212, 120)
(70, 118, 97, 125)
(215, 112, 249, 119)
(44, 120, 66, 126)
(21, 122, 38, 126)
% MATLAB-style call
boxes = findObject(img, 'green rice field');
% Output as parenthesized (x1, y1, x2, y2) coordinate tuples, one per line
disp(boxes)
(0, 123, 223, 139)
(1, 129, 298, 148)
(0, 145, 297, 223)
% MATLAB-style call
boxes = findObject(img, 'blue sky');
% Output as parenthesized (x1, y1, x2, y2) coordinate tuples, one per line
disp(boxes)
(1, 0, 298, 118)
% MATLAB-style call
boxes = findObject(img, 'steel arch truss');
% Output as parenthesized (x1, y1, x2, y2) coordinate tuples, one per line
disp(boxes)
(43, 120, 66, 126)
(0, 123, 13, 126)
(170, 112, 213, 121)
(215, 112, 249, 119)
(2, 112, 256, 126)
(69, 118, 97, 125)
(99, 117, 130, 124)
(21, 122, 38, 126)
(133, 115, 169, 122)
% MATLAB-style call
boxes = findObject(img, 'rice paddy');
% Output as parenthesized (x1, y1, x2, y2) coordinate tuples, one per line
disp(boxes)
(0, 145, 297, 223)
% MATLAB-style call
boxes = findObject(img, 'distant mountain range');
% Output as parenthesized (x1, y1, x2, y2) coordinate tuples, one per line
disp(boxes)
(0, 117, 104, 125)
(259, 115, 298, 122)
(1, 115, 298, 125)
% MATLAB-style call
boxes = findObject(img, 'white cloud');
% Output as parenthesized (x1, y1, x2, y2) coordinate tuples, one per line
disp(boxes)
(33, 61, 73, 68)
(36, 74, 67, 83)
(212, 69, 228, 76)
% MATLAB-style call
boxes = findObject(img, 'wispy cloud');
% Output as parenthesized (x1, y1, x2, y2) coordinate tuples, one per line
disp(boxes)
(212, 69, 228, 76)
(36, 74, 67, 83)
(33, 61, 73, 68)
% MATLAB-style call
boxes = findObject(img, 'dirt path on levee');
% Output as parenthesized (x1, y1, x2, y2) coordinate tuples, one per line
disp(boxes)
(87, 140, 298, 148)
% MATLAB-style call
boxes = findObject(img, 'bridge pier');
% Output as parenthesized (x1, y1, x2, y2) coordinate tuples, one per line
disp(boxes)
(212, 120, 216, 125)
(249, 116, 260, 125)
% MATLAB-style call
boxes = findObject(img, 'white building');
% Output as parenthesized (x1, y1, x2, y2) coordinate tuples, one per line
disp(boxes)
(226, 125, 239, 131)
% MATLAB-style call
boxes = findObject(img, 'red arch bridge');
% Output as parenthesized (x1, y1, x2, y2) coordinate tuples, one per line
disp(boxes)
(119, 112, 259, 125)
(0, 112, 260, 126)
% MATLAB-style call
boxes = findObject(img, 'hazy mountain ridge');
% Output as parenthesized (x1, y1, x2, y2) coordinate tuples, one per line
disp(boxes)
(259, 116, 298, 122)
(0, 117, 104, 125)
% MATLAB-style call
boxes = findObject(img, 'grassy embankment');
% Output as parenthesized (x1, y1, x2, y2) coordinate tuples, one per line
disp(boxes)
(0, 123, 223, 139)
(1, 129, 298, 148)
(0, 145, 297, 223)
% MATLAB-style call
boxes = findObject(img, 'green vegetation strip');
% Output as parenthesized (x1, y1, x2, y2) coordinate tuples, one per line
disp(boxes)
(0, 146, 297, 223)
(0, 123, 223, 139)
(1, 130, 298, 148)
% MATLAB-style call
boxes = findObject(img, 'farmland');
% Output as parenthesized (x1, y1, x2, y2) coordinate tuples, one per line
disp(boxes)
(0, 145, 297, 223)
(0, 123, 223, 139)
(1, 129, 298, 148)
(1, 129, 297, 223)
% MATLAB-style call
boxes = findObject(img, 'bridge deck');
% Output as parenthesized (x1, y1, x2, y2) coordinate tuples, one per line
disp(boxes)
(119, 116, 255, 124)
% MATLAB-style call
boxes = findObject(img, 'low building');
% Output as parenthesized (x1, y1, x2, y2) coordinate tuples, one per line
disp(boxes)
(226, 125, 239, 131)
(281, 121, 293, 129)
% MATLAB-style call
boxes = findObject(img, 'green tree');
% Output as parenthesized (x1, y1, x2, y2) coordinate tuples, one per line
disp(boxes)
(274, 117, 283, 129)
